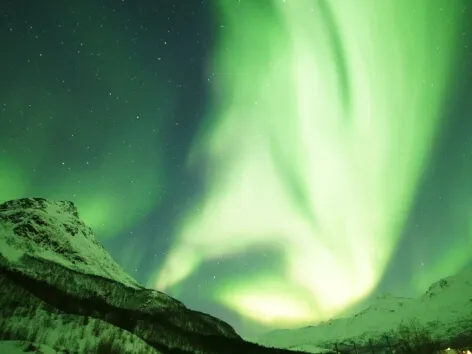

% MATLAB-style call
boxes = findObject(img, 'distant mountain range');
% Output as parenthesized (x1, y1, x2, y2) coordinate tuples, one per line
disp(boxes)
(258, 261, 472, 353)
(0, 197, 308, 354)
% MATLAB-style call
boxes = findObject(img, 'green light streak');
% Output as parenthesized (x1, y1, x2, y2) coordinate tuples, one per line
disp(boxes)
(217, 275, 319, 326)
(156, 0, 464, 327)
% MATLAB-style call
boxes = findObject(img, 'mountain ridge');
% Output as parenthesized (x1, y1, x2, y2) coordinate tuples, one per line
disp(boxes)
(0, 197, 307, 354)
(258, 265, 472, 353)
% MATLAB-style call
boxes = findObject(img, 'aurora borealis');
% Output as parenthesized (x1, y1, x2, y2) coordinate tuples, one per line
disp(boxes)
(1, 0, 471, 338)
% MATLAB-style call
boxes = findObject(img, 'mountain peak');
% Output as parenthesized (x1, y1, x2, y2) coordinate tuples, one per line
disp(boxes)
(0, 196, 140, 288)
(0, 197, 80, 219)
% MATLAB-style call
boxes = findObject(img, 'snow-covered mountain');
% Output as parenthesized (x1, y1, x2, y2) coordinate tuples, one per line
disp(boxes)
(0, 197, 142, 288)
(258, 266, 472, 353)
(0, 197, 308, 354)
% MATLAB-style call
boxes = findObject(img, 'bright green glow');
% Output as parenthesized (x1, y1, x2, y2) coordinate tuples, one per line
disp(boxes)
(217, 276, 319, 326)
(156, 0, 464, 327)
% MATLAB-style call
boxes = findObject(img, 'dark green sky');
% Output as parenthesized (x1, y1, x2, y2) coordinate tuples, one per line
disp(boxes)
(1, 0, 471, 338)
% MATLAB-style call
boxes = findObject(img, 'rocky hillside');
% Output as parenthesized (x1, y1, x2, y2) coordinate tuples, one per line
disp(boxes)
(0, 197, 307, 354)
(258, 266, 472, 353)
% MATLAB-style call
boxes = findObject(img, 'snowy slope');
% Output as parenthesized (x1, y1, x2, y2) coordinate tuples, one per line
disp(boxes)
(0, 197, 140, 288)
(0, 197, 310, 354)
(258, 267, 472, 352)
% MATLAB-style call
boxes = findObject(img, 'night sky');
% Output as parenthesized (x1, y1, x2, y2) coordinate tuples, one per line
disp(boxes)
(1, 0, 471, 338)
